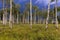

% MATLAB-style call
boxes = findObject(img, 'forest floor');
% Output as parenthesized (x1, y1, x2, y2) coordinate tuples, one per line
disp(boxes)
(0, 24, 60, 40)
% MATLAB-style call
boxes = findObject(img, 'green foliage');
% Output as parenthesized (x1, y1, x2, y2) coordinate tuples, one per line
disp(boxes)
(57, 7, 60, 11)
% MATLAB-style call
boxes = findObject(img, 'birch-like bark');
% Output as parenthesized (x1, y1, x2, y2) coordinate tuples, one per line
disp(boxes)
(55, 0, 58, 28)
(9, 0, 12, 28)
(30, 0, 32, 28)
(46, 0, 51, 28)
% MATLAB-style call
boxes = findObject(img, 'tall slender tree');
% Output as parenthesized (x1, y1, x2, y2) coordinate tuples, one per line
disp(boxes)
(4, 0, 10, 25)
(15, 4, 20, 24)
(55, 0, 58, 28)
(30, 0, 32, 28)
(46, 0, 51, 28)
(1, 0, 10, 25)
(12, 2, 16, 24)
(37, 10, 42, 24)
(9, 0, 12, 28)
(2, 0, 5, 25)
(25, 3, 30, 24)
(32, 6, 38, 24)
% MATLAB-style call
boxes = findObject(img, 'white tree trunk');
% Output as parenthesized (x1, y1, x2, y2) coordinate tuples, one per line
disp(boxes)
(3, 12, 5, 25)
(30, 0, 32, 28)
(4, 10, 7, 25)
(17, 12, 19, 24)
(20, 16, 21, 24)
(28, 11, 29, 24)
(12, 15, 14, 24)
(9, 0, 12, 28)
(23, 16, 24, 24)
(34, 10, 36, 24)
(38, 15, 39, 24)
(46, 0, 51, 28)
(3, 9, 7, 25)
(3, 0, 5, 25)
(55, 0, 58, 28)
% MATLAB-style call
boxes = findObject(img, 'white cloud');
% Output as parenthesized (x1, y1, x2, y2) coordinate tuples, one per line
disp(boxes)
(50, 2, 55, 5)
(35, 0, 42, 4)
(50, 0, 60, 7)
(19, 0, 27, 2)
(35, 0, 50, 6)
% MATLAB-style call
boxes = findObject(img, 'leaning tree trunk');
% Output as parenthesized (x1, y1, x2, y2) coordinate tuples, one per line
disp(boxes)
(46, 0, 51, 28)
(55, 0, 58, 29)
(9, 0, 12, 28)
(30, 0, 32, 28)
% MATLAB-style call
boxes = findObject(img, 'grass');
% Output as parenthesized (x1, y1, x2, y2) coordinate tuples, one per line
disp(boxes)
(0, 24, 60, 40)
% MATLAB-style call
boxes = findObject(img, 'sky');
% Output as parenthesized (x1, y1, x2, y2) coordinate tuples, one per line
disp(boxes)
(0, 0, 60, 16)
(0, 0, 60, 10)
